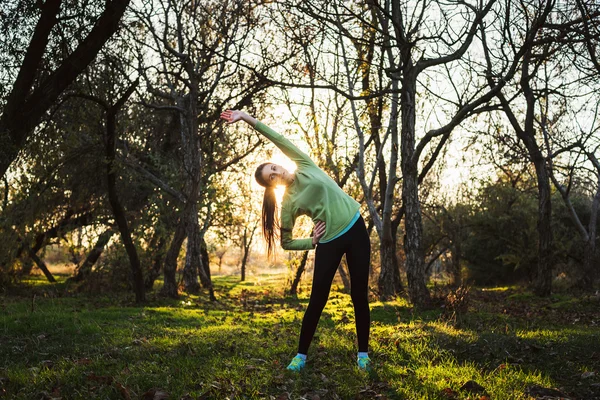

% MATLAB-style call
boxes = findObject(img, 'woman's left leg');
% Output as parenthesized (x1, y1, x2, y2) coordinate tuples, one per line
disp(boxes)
(345, 217, 371, 353)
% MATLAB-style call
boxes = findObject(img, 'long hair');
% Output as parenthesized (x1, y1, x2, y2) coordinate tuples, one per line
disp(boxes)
(255, 163, 279, 258)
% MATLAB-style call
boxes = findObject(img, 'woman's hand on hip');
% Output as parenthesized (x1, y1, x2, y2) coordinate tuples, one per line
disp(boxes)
(312, 220, 326, 246)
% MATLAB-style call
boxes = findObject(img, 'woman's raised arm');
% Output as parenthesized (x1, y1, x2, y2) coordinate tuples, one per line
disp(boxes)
(220, 109, 314, 167)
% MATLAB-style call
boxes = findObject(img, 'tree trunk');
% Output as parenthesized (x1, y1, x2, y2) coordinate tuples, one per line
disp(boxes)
(401, 77, 430, 307)
(377, 78, 403, 299)
(28, 250, 55, 283)
(241, 229, 248, 282)
(162, 85, 202, 299)
(378, 235, 402, 298)
(183, 204, 201, 293)
(162, 220, 187, 298)
(145, 236, 165, 290)
(199, 236, 215, 301)
(581, 185, 599, 289)
(240, 224, 257, 282)
(451, 242, 462, 286)
(533, 158, 553, 296)
(105, 84, 145, 304)
(338, 259, 351, 293)
(289, 251, 309, 295)
(20, 257, 34, 276)
(71, 228, 114, 283)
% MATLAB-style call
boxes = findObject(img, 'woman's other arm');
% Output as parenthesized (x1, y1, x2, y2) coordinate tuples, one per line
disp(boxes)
(280, 204, 327, 250)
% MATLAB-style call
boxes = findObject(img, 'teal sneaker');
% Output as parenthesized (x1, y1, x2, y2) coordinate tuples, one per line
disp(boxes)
(286, 355, 306, 371)
(357, 355, 372, 372)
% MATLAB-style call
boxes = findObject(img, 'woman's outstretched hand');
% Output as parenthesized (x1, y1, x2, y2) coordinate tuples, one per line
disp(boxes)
(220, 109, 244, 124)
(220, 109, 258, 127)
(312, 220, 326, 246)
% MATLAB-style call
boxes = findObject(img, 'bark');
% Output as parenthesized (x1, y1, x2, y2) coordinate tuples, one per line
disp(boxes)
(338, 259, 351, 293)
(532, 158, 553, 296)
(145, 236, 165, 290)
(218, 255, 225, 273)
(199, 236, 215, 301)
(0, 0, 131, 177)
(71, 228, 115, 283)
(162, 218, 188, 298)
(183, 204, 201, 293)
(401, 76, 430, 307)
(378, 235, 402, 298)
(240, 224, 257, 282)
(105, 82, 145, 303)
(377, 76, 403, 299)
(183, 214, 214, 299)
(581, 185, 600, 289)
(28, 249, 55, 283)
(451, 243, 462, 287)
(289, 251, 309, 296)
(20, 258, 35, 276)
(161, 101, 201, 298)
(241, 230, 249, 282)
(359, 13, 402, 297)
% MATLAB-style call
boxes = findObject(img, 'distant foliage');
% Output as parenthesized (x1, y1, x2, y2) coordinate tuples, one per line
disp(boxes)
(425, 171, 599, 286)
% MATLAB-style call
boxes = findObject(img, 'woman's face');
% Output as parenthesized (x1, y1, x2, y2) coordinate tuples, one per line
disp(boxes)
(261, 163, 292, 187)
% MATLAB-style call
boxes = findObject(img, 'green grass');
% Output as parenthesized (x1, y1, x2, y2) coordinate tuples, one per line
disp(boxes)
(1, 276, 599, 399)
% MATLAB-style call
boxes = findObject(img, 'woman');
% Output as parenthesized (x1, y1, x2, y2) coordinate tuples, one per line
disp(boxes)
(220, 109, 371, 372)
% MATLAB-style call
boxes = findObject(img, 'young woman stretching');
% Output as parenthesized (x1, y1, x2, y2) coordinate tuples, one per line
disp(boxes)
(220, 109, 371, 372)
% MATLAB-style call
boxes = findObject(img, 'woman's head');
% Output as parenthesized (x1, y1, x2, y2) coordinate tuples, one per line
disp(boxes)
(254, 162, 293, 188)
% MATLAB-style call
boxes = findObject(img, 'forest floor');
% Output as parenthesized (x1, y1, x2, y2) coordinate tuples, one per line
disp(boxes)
(0, 274, 599, 399)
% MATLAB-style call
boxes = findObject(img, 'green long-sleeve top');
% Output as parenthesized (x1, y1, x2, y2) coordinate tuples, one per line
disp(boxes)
(255, 122, 361, 251)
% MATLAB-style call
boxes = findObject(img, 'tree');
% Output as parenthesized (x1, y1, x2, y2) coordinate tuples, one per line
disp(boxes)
(0, 0, 131, 178)
(128, 0, 277, 298)
(481, 0, 587, 295)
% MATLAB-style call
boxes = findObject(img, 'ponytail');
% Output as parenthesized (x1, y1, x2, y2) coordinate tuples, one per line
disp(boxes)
(255, 163, 279, 258)
(262, 186, 279, 258)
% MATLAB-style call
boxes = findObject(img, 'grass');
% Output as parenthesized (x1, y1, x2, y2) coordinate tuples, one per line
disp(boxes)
(1, 275, 599, 399)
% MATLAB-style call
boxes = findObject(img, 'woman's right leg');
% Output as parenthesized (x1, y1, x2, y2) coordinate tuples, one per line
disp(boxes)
(297, 241, 345, 355)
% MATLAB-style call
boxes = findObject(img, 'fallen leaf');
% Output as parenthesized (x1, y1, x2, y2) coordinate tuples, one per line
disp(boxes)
(581, 371, 596, 379)
(440, 387, 459, 399)
(114, 382, 131, 400)
(50, 386, 61, 397)
(460, 380, 487, 395)
(142, 389, 169, 400)
(86, 373, 113, 385)
(525, 384, 569, 399)
(36, 391, 52, 400)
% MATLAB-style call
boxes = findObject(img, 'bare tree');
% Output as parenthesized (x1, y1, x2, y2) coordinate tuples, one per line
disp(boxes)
(128, 0, 276, 298)
(481, 0, 573, 295)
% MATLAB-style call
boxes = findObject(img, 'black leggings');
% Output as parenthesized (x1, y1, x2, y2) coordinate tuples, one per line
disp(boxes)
(298, 215, 371, 354)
